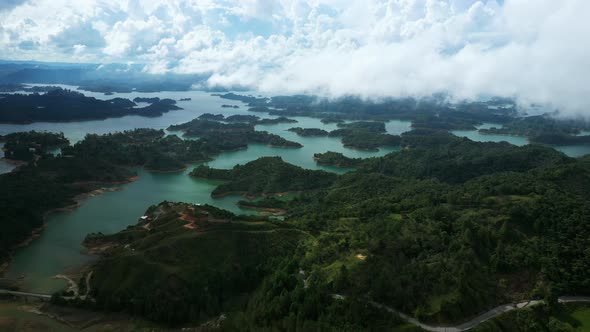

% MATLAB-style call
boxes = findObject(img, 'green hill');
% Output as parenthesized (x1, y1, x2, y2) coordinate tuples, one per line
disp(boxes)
(190, 157, 338, 197)
(84, 202, 310, 325)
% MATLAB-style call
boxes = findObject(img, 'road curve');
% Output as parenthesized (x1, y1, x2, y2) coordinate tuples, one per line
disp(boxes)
(335, 295, 590, 332)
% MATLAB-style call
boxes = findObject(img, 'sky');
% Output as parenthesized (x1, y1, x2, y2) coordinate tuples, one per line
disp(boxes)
(0, 0, 589, 115)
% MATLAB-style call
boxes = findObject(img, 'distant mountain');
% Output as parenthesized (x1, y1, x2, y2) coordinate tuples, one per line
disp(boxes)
(0, 60, 209, 92)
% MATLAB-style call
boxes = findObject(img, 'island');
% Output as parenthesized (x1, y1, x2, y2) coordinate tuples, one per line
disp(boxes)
(190, 156, 337, 197)
(328, 121, 401, 150)
(0, 88, 182, 123)
(224, 114, 259, 122)
(197, 113, 297, 125)
(287, 127, 329, 137)
(255, 116, 298, 125)
(313, 151, 363, 168)
(198, 113, 225, 121)
(168, 118, 303, 149)
(216, 93, 518, 133)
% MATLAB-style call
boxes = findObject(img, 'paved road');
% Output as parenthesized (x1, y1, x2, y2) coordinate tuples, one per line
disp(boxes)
(336, 295, 590, 332)
(0, 289, 52, 300)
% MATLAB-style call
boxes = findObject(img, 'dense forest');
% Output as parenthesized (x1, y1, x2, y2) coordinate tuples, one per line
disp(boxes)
(219, 92, 590, 148)
(168, 118, 302, 149)
(2, 131, 69, 161)
(197, 112, 298, 125)
(313, 151, 364, 168)
(0, 155, 134, 262)
(190, 157, 337, 197)
(0, 88, 181, 123)
(221, 94, 516, 130)
(2, 91, 590, 330)
(287, 127, 329, 137)
(81, 202, 314, 325)
(75, 130, 590, 330)
(0, 121, 307, 263)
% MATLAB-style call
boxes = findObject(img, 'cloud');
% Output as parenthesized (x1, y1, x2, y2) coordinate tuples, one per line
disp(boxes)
(0, 0, 27, 12)
(0, 0, 589, 116)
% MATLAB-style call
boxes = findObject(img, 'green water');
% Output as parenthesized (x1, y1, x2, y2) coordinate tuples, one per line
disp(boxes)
(5, 167, 254, 293)
(4, 88, 587, 294)
(2, 88, 407, 293)
(0, 85, 261, 143)
(452, 123, 529, 147)
(554, 145, 590, 158)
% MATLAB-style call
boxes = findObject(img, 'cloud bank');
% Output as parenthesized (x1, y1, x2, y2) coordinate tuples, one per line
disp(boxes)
(1, 0, 589, 115)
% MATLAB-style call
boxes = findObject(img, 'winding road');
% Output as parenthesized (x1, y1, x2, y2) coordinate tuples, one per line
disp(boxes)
(334, 295, 590, 332)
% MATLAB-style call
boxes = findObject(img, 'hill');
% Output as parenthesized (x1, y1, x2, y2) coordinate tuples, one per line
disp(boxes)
(190, 157, 338, 197)
(83, 202, 311, 325)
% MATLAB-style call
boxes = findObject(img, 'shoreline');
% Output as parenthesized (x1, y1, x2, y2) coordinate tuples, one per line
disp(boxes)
(312, 156, 357, 169)
(0, 106, 183, 125)
(1, 175, 140, 279)
(211, 190, 302, 199)
(236, 203, 287, 216)
(144, 166, 188, 173)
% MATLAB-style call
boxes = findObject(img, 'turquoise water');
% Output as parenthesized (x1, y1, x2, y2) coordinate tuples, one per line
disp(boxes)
(2, 88, 405, 293)
(0, 85, 262, 143)
(554, 145, 590, 158)
(5, 167, 252, 293)
(4, 88, 588, 293)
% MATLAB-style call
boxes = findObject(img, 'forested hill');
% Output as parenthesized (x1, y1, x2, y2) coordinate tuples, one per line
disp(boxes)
(0, 88, 181, 123)
(191, 156, 337, 197)
(319, 130, 572, 183)
(78, 135, 590, 330)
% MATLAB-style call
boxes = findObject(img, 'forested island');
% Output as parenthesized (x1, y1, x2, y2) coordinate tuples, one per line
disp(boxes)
(190, 157, 337, 197)
(0, 88, 181, 123)
(168, 118, 303, 149)
(287, 127, 329, 137)
(216, 92, 590, 149)
(230, 94, 515, 130)
(329, 121, 401, 150)
(313, 151, 364, 168)
(197, 113, 297, 125)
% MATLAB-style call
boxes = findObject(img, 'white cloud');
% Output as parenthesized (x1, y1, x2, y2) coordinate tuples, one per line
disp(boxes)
(0, 0, 589, 116)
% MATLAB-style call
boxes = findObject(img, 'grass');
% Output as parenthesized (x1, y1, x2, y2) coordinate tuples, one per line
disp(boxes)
(558, 304, 590, 331)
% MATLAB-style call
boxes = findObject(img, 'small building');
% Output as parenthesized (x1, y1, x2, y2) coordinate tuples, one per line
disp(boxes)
(140, 215, 149, 220)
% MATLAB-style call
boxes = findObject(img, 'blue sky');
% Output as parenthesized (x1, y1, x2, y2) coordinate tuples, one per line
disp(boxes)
(0, 1, 588, 115)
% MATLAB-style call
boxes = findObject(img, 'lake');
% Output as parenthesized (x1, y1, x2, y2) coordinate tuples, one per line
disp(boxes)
(2, 90, 589, 293)
(1, 87, 410, 293)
